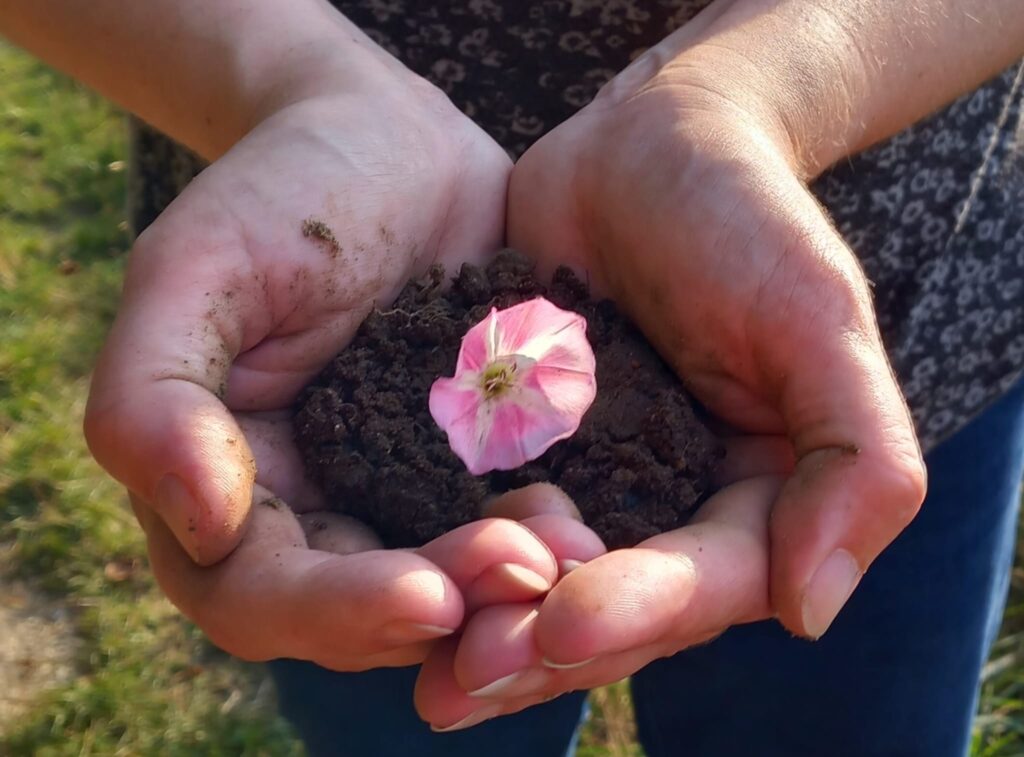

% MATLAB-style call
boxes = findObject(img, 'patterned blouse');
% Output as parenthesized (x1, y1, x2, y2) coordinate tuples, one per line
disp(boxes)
(128, 0, 1024, 453)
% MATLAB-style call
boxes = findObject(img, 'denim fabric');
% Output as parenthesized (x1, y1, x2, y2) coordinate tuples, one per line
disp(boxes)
(634, 379, 1024, 757)
(270, 380, 1024, 757)
(269, 662, 587, 757)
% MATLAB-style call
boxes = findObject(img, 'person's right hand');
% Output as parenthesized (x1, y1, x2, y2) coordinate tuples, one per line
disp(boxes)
(82, 51, 554, 670)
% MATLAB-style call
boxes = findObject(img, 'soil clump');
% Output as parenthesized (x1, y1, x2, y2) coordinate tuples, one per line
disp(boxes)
(295, 250, 722, 549)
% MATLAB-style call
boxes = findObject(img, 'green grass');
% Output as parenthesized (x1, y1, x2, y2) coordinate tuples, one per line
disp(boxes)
(0, 41, 301, 756)
(973, 537, 1024, 755)
(0, 38, 1021, 757)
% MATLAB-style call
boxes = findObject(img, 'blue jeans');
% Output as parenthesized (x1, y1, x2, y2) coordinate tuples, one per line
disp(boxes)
(270, 379, 1024, 757)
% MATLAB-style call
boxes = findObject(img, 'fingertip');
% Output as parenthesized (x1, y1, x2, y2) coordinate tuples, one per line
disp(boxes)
(88, 380, 256, 566)
(534, 550, 695, 663)
(770, 445, 926, 638)
(518, 514, 606, 565)
(798, 547, 862, 639)
(416, 518, 558, 595)
(559, 559, 584, 576)
(464, 562, 552, 608)
(484, 483, 582, 522)
(151, 474, 203, 562)
(453, 603, 543, 694)
(414, 637, 463, 724)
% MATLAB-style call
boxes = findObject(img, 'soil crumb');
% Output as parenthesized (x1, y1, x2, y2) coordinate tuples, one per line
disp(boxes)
(295, 250, 722, 549)
(302, 217, 342, 256)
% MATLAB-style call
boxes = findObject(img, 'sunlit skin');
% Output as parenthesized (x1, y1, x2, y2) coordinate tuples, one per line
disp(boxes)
(2, 0, 1022, 734)
(415, 0, 1024, 733)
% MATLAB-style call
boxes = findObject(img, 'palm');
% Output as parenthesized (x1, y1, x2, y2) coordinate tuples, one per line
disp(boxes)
(509, 87, 865, 437)
(417, 76, 923, 728)
(508, 87, 921, 594)
(90, 90, 510, 534)
(165, 93, 508, 414)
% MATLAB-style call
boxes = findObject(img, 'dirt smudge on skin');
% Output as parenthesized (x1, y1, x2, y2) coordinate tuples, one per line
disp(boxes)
(260, 497, 285, 511)
(378, 223, 396, 248)
(302, 217, 343, 257)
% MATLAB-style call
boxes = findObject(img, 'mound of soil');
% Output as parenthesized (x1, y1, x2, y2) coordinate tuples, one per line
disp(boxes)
(294, 250, 722, 550)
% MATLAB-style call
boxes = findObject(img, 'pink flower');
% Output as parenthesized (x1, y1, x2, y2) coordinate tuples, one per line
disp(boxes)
(429, 297, 597, 475)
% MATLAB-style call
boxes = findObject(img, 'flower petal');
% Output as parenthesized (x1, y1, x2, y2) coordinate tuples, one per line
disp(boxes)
(453, 308, 497, 374)
(532, 339, 595, 377)
(429, 296, 598, 476)
(428, 376, 483, 435)
(470, 386, 578, 474)
(442, 399, 500, 476)
(527, 364, 597, 420)
(503, 384, 584, 460)
(493, 299, 588, 364)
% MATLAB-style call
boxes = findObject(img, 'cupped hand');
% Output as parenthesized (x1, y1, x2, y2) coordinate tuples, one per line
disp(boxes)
(415, 449, 781, 731)
(506, 48, 927, 644)
(82, 55, 535, 670)
(133, 480, 604, 671)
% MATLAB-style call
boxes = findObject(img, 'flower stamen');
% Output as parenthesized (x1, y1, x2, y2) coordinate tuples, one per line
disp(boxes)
(481, 360, 518, 398)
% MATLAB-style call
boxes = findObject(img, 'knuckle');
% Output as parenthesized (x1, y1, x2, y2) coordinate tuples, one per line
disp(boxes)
(756, 226, 875, 338)
(875, 452, 927, 530)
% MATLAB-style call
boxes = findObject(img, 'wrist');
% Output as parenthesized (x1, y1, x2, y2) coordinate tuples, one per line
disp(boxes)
(639, 0, 1024, 180)
(656, 40, 867, 181)
(204, 5, 412, 157)
(599, 0, 872, 181)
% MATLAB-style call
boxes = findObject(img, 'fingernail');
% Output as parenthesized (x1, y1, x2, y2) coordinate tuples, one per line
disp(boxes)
(380, 621, 456, 645)
(492, 563, 552, 594)
(153, 474, 201, 561)
(431, 705, 503, 733)
(468, 668, 550, 698)
(542, 656, 595, 670)
(559, 559, 584, 576)
(801, 549, 862, 639)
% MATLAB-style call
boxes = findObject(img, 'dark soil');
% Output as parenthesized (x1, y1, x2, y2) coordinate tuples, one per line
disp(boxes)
(294, 250, 722, 550)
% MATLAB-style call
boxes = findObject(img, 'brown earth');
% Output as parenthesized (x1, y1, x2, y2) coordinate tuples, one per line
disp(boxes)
(295, 250, 722, 550)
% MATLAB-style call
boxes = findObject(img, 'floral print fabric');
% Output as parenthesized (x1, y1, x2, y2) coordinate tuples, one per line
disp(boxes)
(129, 0, 1024, 451)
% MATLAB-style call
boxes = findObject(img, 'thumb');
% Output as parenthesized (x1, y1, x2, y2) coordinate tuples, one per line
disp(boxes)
(765, 236, 927, 639)
(85, 222, 261, 565)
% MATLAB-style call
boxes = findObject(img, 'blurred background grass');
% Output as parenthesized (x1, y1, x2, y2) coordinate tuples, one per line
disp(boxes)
(0, 39, 1022, 756)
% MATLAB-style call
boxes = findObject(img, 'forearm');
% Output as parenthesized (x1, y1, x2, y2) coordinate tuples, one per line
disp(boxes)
(657, 0, 1024, 177)
(0, 0, 390, 159)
